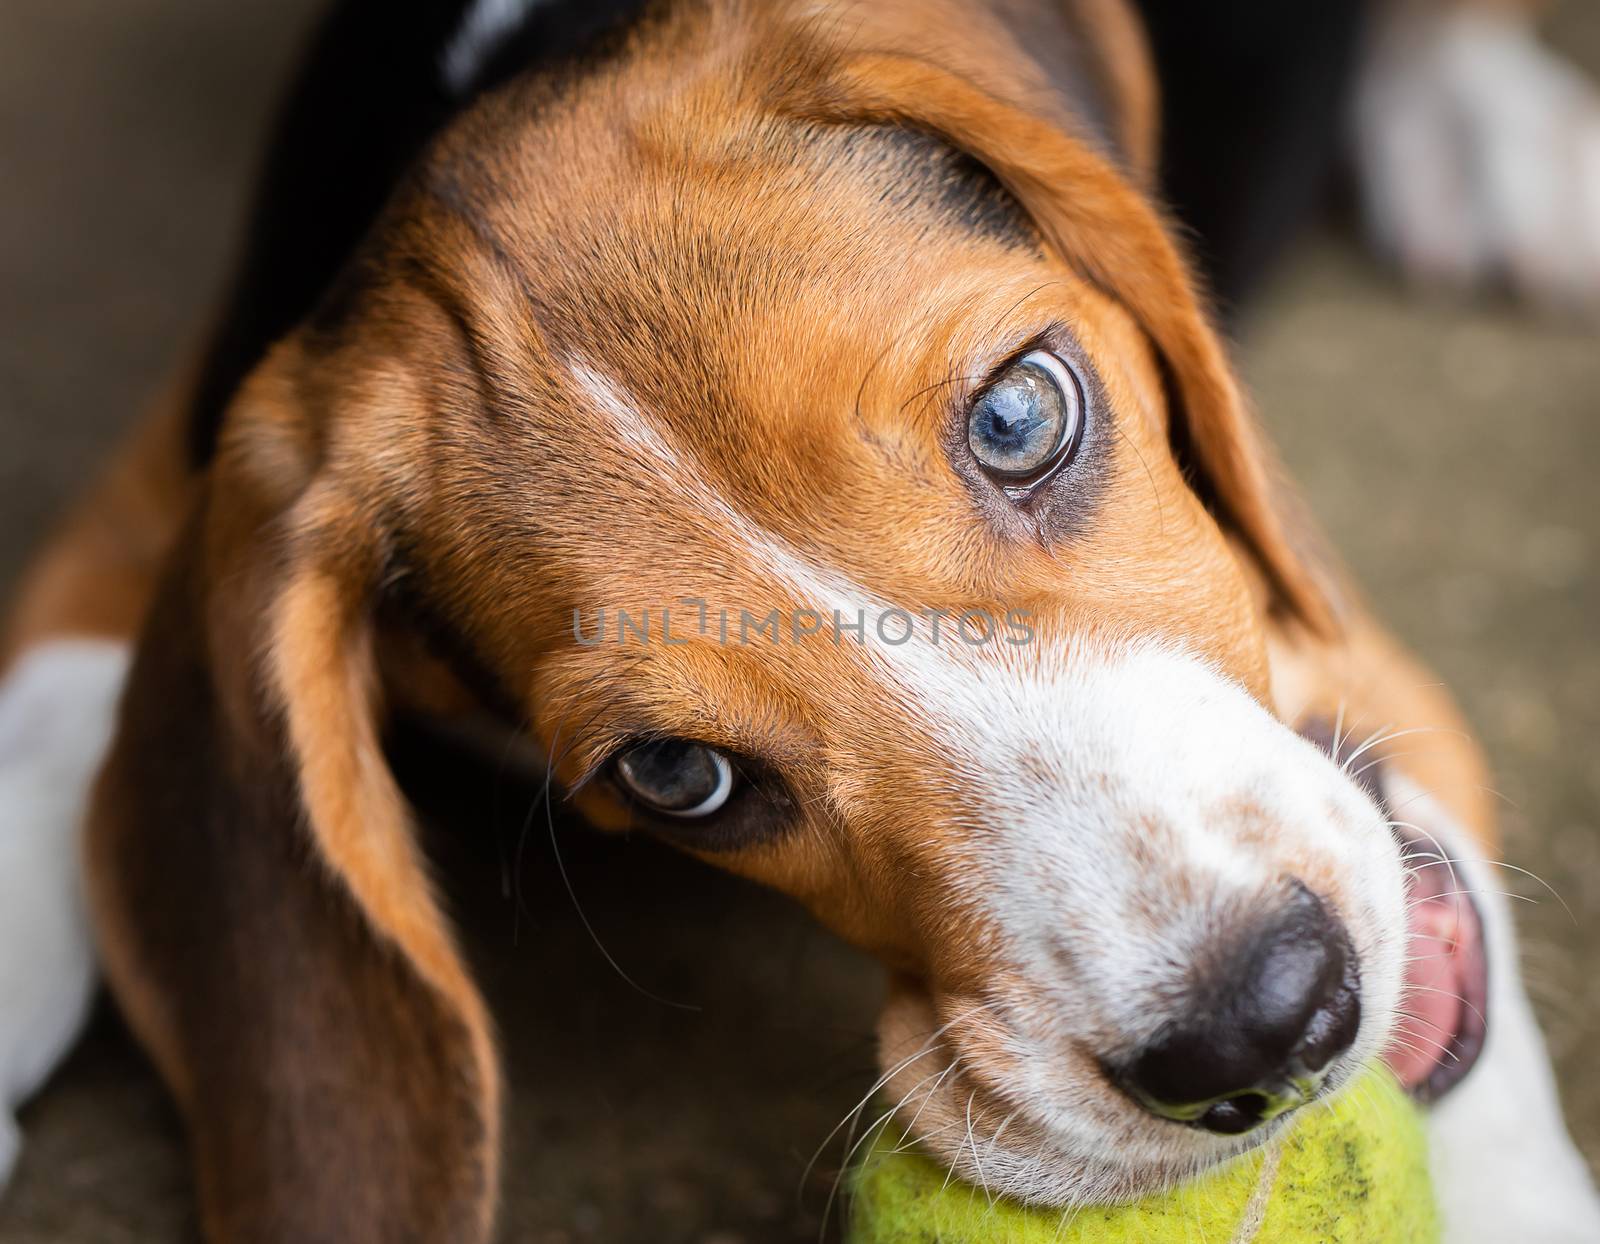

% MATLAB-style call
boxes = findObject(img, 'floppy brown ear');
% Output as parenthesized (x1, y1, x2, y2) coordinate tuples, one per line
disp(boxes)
(786, 50, 1338, 637)
(85, 351, 500, 1243)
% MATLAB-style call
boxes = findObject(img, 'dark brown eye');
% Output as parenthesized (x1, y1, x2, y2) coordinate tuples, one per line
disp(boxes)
(967, 349, 1083, 487)
(614, 739, 734, 817)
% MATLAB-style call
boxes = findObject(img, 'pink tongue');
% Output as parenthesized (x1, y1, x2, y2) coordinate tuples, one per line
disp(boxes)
(1385, 898, 1465, 1089)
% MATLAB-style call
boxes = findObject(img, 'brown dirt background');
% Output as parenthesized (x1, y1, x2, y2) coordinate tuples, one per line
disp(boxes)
(1, 3, 1596, 1240)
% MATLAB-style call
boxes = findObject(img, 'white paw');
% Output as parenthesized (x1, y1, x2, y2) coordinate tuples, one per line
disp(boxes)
(1354, 9, 1600, 313)
(0, 639, 128, 1186)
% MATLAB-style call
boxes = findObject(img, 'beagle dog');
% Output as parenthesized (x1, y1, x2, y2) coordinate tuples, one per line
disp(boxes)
(2, 0, 1599, 1239)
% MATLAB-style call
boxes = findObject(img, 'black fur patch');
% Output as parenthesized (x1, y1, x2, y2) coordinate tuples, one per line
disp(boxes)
(851, 125, 1039, 250)
(187, 0, 653, 464)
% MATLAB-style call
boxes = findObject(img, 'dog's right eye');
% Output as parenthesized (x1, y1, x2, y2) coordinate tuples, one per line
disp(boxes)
(614, 739, 734, 817)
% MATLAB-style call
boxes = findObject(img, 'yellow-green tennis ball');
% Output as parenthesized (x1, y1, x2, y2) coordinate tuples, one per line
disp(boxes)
(848, 1065, 1437, 1243)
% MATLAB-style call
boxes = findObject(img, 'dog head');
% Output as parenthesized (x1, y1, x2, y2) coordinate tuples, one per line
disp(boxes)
(193, 0, 1409, 1209)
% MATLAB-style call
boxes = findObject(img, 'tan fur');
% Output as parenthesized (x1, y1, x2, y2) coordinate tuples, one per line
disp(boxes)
(1268, 611, 1496, 852)
(6, 0, 1502, 1236)
(0, 366, 196, 669)
(784, 35, 1337, 641)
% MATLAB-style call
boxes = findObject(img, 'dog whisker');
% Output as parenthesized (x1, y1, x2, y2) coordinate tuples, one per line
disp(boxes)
(1411, 856, 1575, 925)
(800, 1004, 983, 1205)
(538, 716, 703, 1013)
(1403, 983, 1489, 1031)
(1404, 886, 1535, 912)
(821, 1055, 965, 1241)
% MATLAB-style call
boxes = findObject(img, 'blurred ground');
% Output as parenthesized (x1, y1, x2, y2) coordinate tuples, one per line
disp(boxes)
(1, 2, 1597, 1241)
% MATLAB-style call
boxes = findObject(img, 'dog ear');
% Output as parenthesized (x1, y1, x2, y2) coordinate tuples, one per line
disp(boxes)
(86, 348, 501, 1242)
(784, 49, 1338, 636)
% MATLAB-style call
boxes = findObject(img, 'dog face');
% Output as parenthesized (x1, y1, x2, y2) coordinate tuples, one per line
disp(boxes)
(218, 7, 1407, 1207)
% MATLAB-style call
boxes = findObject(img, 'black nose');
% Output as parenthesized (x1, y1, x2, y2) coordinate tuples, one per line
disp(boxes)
(1118, 883, 1361, 1136)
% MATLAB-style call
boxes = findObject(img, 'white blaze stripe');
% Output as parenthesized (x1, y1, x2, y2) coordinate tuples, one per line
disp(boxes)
(567, 362, 926, 641)
(564, 359, 1059, 690)
(573, 359, 1412, 1205)
(569, 355, 1404, 881)
(0, 639, 128, 1188)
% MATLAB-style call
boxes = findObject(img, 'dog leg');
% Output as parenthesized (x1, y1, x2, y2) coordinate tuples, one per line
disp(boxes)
(0, 391, 191, 1191)
(0, 641, 127, 1191)
(1386, 775, 1600, 1243)
(1354, 0, 1600, 312)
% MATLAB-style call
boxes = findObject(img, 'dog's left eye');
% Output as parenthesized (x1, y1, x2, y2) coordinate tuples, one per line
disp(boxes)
(614, 739, 734, 817)
(967, 349, 1083, 488)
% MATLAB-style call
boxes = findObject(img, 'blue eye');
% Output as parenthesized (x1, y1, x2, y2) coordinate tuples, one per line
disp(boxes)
(967, 350, 1082, 483)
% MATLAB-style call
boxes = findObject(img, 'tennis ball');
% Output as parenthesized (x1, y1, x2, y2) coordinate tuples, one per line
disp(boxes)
(847, 1065, 1437, 1243)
